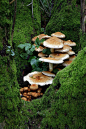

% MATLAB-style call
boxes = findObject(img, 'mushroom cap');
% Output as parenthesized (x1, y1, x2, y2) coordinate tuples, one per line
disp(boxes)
(42, 71, 55, 77)
(21, 97, 27, 101)
(37, 88, 42, 93)
(32, 34, 51, 42)
(30, 84, 38, 90)
(67, 50, 75, 55)
(64, 40, 76, 46)
(23, 71, 54, 86)
(31, 92, 39, 97)
(38, 52, 47, 57)
(23, 87, 28, 91)
(39, 57, 63, 64)
(43, 36, 63, 49)
(34, 44, 44, 52)
(63, 60, 72, 66)
(49, 53, 69, 60)
(20, 88, 24, 92)
(55, 45, 72, 52)
(69, 55, 76, 61)
(51, 32, 65, 38)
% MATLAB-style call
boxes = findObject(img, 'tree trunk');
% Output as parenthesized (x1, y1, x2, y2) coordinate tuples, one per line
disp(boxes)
(80, 0, 86, 33)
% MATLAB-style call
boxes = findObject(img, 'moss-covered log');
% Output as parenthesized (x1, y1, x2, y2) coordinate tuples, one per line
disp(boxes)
(26, 47, 86, 129)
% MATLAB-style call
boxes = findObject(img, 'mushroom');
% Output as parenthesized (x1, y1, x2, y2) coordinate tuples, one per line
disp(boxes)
(69, 55, 76, 61)
(23, 71, 54, 86)
(63, 60, 72, 67)
(39, 57, 63, 72)
(49, 53, 69, 60)
(33, 44, 44, 52)
(42, 71, 55, 77)
(38, 52, 48, 57)
(43, 36, 63, 53)
(23, 87, 28, 92)
(63, 40, 76, 46)
(51, 32, 65, 38)
(67, 50, 75, 55)
(32, 34, 51, 44)
(55, 45, 72, 53)
(30, 84, 38, 90)
(37, 88, 42, 93)
(21, 97, 27, 101)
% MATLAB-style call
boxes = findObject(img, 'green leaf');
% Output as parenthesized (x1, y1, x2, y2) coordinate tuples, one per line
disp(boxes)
(42, 48, 51, 54)
(30, 45, 35, 52)
(30, 58, 40, 66)
(25, 44, 31, 51)
(20, 53, 28, 59)
(28, 56, 36, 63)
(17, 44, 25, 49)
(39, 38, 45, 44)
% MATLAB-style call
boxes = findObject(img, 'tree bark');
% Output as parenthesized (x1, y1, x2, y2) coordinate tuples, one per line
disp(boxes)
(80, 0, 86, 33)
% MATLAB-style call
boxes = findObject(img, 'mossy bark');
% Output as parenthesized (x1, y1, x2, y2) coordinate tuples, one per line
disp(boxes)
(26, 47, 86, 129)
(45, 0, 80, 53)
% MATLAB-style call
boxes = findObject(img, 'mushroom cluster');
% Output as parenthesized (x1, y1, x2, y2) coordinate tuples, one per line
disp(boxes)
(32, 32, 76, 72)
(21, 71, 55, 101)
(22, 32, 76, 101)
(20, 84, 43, 101)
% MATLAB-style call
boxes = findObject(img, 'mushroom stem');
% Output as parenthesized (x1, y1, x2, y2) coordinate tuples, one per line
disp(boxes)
(49, 63, 53, 72)
(50, 48, 54, 53)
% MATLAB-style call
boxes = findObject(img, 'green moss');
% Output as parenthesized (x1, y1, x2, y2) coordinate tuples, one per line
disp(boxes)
(25, 47, 86, 129)
(13, 0, 41, 81)
(45, 0, 80, 52)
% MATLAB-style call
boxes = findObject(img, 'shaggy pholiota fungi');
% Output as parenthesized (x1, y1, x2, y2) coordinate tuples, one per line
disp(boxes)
(20, 32, 77, 101)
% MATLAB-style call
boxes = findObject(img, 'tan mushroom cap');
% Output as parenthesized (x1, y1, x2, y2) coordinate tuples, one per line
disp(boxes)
(20, 88, 24, 92)
(30, 84, 38, 90)
(69, 55, 76, 61)
(67, 50, 75, 55)
(23, 87, 28, 91)
(63, 60, 72, 66)
(23, 71, 54, 86)
(43, 36, 63, 49)
(51, 32, 65, 38)
(42, 71, 55, 77)
(38, 52, 47, 57)
(55, 45, 72, 52)
(39, 57, 63, 64)
(21, 97, 27, 101)
(32, 34, 51, 42)
(49, 53, 69, 60)
(33, 44, 44, 52)
(31, 92, 38, 97)
(37, 88, 42, 93)
(64, 40, 76, 46)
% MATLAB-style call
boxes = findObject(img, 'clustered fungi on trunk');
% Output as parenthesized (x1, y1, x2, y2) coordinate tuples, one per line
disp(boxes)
(20, 32, 76, 101)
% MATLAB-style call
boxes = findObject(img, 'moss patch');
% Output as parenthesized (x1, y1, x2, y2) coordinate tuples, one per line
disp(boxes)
(26, 47, 86, 129)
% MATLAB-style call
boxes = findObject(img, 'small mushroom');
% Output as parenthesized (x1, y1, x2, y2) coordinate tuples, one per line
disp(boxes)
(51, 32, 65, 38)
(20, 88, 24, 93)
(21, 97, 27, 101)
(63, 40, 76, 46)
(37, 88, 42, 93)
(30, 84, 38, 90)
(39, 57, 63, 72)
(23, 87, 28, 92)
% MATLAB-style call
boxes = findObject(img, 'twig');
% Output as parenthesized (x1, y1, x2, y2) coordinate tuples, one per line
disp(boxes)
(27, 0, 34, 18)
(27, 2, 32, 6)
(9, 0, 15, 4)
